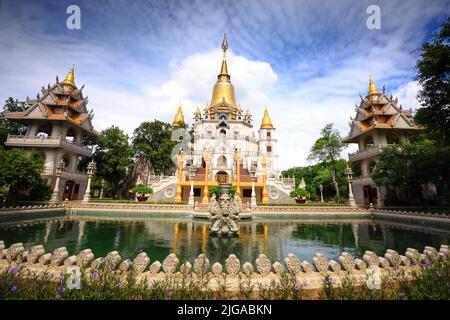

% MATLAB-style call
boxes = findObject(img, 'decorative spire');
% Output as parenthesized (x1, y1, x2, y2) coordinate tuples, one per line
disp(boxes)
(245, 108, 251, 117)
(222, 33, 228, 58)
(368, 75, 380, 95)
(260, 106, 273, 129)
(219, 33, 230, 78)
(63, 64, 75, 85)
(172, 104, 185, 127)
(210, 33, 236, 108)
(194, 106, 201, 115)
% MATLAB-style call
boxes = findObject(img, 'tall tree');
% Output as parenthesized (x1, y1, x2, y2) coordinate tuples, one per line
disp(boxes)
(0, 148, 45, 206)
(415, 18, 450, 144)
(132, 120, 177, 174)
(0, 98, 27, 146)
(307, 123, 346, 197)
(93, 126, 133, 199)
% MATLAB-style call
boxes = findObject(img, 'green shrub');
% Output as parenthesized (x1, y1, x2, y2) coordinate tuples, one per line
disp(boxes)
(289, 188, 310, 199)
(131, 184, 153, 195)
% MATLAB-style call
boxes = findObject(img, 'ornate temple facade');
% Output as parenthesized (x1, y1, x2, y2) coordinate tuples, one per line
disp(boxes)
(147, 35, 294, 205)
(342, 77, 420, 206)
(4, 66, 99, 200)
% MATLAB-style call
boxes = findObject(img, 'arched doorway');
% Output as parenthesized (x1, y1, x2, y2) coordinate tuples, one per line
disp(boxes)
(216, 171, 229, 183)
(363, 185, 378, 206)
(36, 123, 52, 138)
(63, 180, 80, 200)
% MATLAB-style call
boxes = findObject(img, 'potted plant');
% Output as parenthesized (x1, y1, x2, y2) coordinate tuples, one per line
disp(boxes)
(131, 184, 153, 202)
(290, 188, 310, 203)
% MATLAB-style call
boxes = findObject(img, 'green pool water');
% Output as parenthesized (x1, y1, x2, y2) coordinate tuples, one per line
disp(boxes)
(0, 214, 449, 264)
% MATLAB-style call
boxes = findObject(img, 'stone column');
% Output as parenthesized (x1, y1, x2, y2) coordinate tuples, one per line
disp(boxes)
(188, 166, 196, 208)
(345, 165, 357, 207)
(50, 159, 65, 202)
(319, 184, 324, 202)
(251, 180, 257, 208)
(82, 161, 96, 203)
(99, 179, 105, 199)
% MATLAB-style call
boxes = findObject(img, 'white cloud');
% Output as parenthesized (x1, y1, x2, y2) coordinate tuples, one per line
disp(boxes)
(392, 81, 421, 110)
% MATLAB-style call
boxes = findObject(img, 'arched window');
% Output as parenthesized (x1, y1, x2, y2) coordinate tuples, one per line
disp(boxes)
(387, 133, 400, 145)
(66, 128, 76, 143)
(217, 155, 227, 168)
(36, 123, 52, 138)
(365, 136, 374, 149)
(369, 161, 377, 174)
(61, 155, 71, 171)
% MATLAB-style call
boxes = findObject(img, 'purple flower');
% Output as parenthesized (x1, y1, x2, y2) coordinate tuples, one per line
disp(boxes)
(168, 291, 173, 298)
(55, 294, 61, 299)
(92, 271, 97, 278)
(303, 282, 308, 287)
(409, 262, 415, 267)
(109, 262, 115, 269)
(436, 271, 442, 278)
(399, 292, 405, 297)
(99, 257, 104, 262)
(116, 282, 121, 288)
(419, 263, 425, 268)
(426, 260, 433, 266)
(293, 284, 299, 291)
(50, 274, 54, 279)
(7, 281, 13, 286)
(11, 286, 17, 292)
(126, 259, 132, 263)
(42, 285, 47, 290)
(290, 274, 295, 280)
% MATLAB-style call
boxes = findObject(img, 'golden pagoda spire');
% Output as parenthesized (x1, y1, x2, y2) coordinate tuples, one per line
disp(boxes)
(194, 106, 201, 116)
(368, 75, 380, 95)
(62, 64, 75, 85)
(172, 104, 185, 127)
(260, 106, 273, 129)
(245, 108, 251, 117)
(210, 33, 236, 108)
(237, 103, 242, 112)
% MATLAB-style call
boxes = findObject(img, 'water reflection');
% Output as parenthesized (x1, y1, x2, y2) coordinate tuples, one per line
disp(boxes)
(0, 215, 449, 264)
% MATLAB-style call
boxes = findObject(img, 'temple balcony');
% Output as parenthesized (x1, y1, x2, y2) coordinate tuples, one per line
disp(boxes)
(348, 144, 390, 162)
(42, 168, 88, 180)
(5, 134, 93, 157)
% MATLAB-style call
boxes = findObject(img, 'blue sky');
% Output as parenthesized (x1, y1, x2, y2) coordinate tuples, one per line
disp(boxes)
(0, 0, 449, 169)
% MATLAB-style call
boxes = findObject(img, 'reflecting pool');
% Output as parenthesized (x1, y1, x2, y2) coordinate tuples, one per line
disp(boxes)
(0, 214, 449, 264)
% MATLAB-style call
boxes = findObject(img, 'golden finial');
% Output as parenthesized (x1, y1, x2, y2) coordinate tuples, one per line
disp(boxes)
(368, 75, 380, 95)
(260, 106, 273, 129)
(222, 33, 228, 59)
(237, 103, 242, 112)
(172, 104, 185, 127)
(62, 64, 75, 85)
(204, 102, 210, 111)
(194, 106, 201, 115)
(245, 108, 251, 117)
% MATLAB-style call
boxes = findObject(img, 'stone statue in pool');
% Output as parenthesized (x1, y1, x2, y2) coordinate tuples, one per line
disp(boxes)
(208, 191, 241, 236)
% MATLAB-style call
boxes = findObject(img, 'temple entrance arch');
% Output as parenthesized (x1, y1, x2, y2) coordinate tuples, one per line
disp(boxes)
(363, 185, 377, 206)
(216, 171, 229, 183)
(63, 180, 80, 200)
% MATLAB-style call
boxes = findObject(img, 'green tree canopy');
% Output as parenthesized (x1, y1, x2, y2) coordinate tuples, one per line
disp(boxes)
(0, 148, 45, 206)
(307, 123, 346, 197)
(93, 126, 133, 199)
(132, 120, 177, 174)
(0, 98, 27, 146)
(415, 18, 450, 144)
